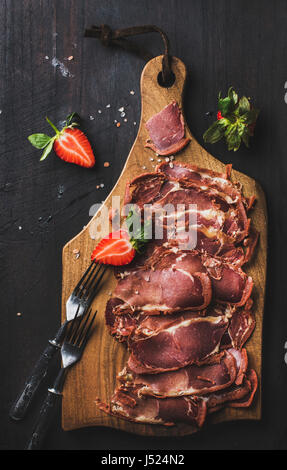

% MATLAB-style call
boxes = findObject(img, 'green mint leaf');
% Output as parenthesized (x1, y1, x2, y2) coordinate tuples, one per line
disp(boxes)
(225, 125, 241, 152)
(237, 121, 246, 137)
(218, 88, 238, 116)
(241, 109, 259, 125)
(238, 96, 250, 114)
(203, 119, 229, 144)
(127, 207, 151, 254)
(218, 96, 233, 116)
(125, 208, 136, 234)
(125, 207, 145, 240)
(224, 113, 237, 124)
(39, 139, 54, 161)
(28, 133, 52, 149)
(66, 112, 80, 127)
(228, 87, 238, 106)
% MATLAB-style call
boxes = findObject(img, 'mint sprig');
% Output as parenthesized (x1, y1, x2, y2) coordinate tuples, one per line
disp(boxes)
(203, 87, 259, 152)
(125, 208, 151, 254)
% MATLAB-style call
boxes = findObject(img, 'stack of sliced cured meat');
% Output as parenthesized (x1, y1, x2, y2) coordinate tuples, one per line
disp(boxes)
(97, 104, 258, 429)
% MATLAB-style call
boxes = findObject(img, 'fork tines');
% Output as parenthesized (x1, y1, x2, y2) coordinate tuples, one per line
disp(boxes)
(74, 262, 107, 304)
(67, 306, 98, 349)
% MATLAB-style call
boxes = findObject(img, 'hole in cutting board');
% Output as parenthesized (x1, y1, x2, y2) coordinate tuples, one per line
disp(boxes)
(157, 71, 176, 88)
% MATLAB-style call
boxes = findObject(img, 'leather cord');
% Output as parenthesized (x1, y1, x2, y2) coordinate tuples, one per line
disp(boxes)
(84, 24, 172, 85)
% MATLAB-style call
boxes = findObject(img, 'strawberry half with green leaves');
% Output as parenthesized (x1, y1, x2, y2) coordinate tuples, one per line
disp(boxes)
(28, 113, 95, 168)
(91, 230, 136, 266)
(203, 87, 259, 152)
(91, 210, 150, 266)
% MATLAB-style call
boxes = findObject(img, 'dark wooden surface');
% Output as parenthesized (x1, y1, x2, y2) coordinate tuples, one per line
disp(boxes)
(1, 0, 286, 450)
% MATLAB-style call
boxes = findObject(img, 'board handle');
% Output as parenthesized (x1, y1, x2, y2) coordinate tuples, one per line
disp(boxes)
(139, 56, 188, 130)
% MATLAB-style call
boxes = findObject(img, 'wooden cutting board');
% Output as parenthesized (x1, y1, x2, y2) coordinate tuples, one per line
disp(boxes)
(61, 55, 267, 435)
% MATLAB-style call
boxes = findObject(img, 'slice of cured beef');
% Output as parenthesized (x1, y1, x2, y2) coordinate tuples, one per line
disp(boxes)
(145, 101, 190, 156)
(118, 349, 237, 398)
(228, 348, 248, 385)
(113, 263, 212, 315)
(157, 161, 243, 206)
(128, 314, 229, 374)
(106, 299, 206, 343)
(96, 367, 257, 425)
(149, 245, 253, 306)
(227, 369, 258, 407)
(107, 296, 253, 356)
(125, 171, 249, 245)
(113, 246, 253, 314)
(124, 172, 168, 208)
(105, 297, 139, 342)
(123, 162, 256, 259)
(151, 185, 249, 247)
(204, 262, 253, 306)
(205, 369, 257, 411)
(224, 300, 255, 349)
(97, 391, 206, 427)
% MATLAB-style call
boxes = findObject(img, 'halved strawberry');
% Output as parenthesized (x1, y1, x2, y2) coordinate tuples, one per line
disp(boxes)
(53, 127, 95, 168)
(91, 230, 136, 266)
(28, 113, 95, 168)
(92, 210, 150, 266)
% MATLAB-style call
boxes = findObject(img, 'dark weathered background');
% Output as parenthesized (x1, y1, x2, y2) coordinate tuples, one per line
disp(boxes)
(1, 0, 285, 450)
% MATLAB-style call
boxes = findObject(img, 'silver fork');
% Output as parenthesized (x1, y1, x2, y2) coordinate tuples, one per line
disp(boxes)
(10, 262, 107, 421)
(26, 306, 97, 450)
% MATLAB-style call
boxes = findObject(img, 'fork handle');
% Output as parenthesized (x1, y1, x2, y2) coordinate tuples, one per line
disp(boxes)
(26, 369, 66, 450)
(26, 390, 61, 450)
(9, 323, 67, 421)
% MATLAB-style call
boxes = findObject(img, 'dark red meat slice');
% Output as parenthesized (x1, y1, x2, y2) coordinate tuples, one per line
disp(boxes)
(105, 297, 123, 328)
(205, 374, 252, 410)
(145, 101, 190, 156)
(207, 264, 253, 306)
(132, 310, 204, 338)
(227, 300, 255, 349)
(113, 266, 212, 315)
(215, 244, 246, 266)
(151, 184, 248, 241)
(228, 348, 248, 385)
(216, 301, 255, 350)
(205, 368, 257, 412)
(123, 168, 251, 248)
(128, 314, 229, 374)
(107, 303, 206, 343)
(124, 172, 168, 207)
(157, 161, 245, 206)
(151, 246, 253, 306)
(105, 297, 139, 342)
(145, 138, 191, 156)
(157, 160, 231, 178)
(243, 227, 259, 264)
(119, 349, 237, 398)
(228, 369, 258, 407)
(97, 391, 206, 427)
(113, 247, 252, 315)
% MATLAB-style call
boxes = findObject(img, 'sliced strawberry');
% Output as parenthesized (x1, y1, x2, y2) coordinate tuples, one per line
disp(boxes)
(91, 230, 136, 266)
(53, 128, 95, 168)
(91, 211, 151, 266)
(28, 113, 95, 168)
